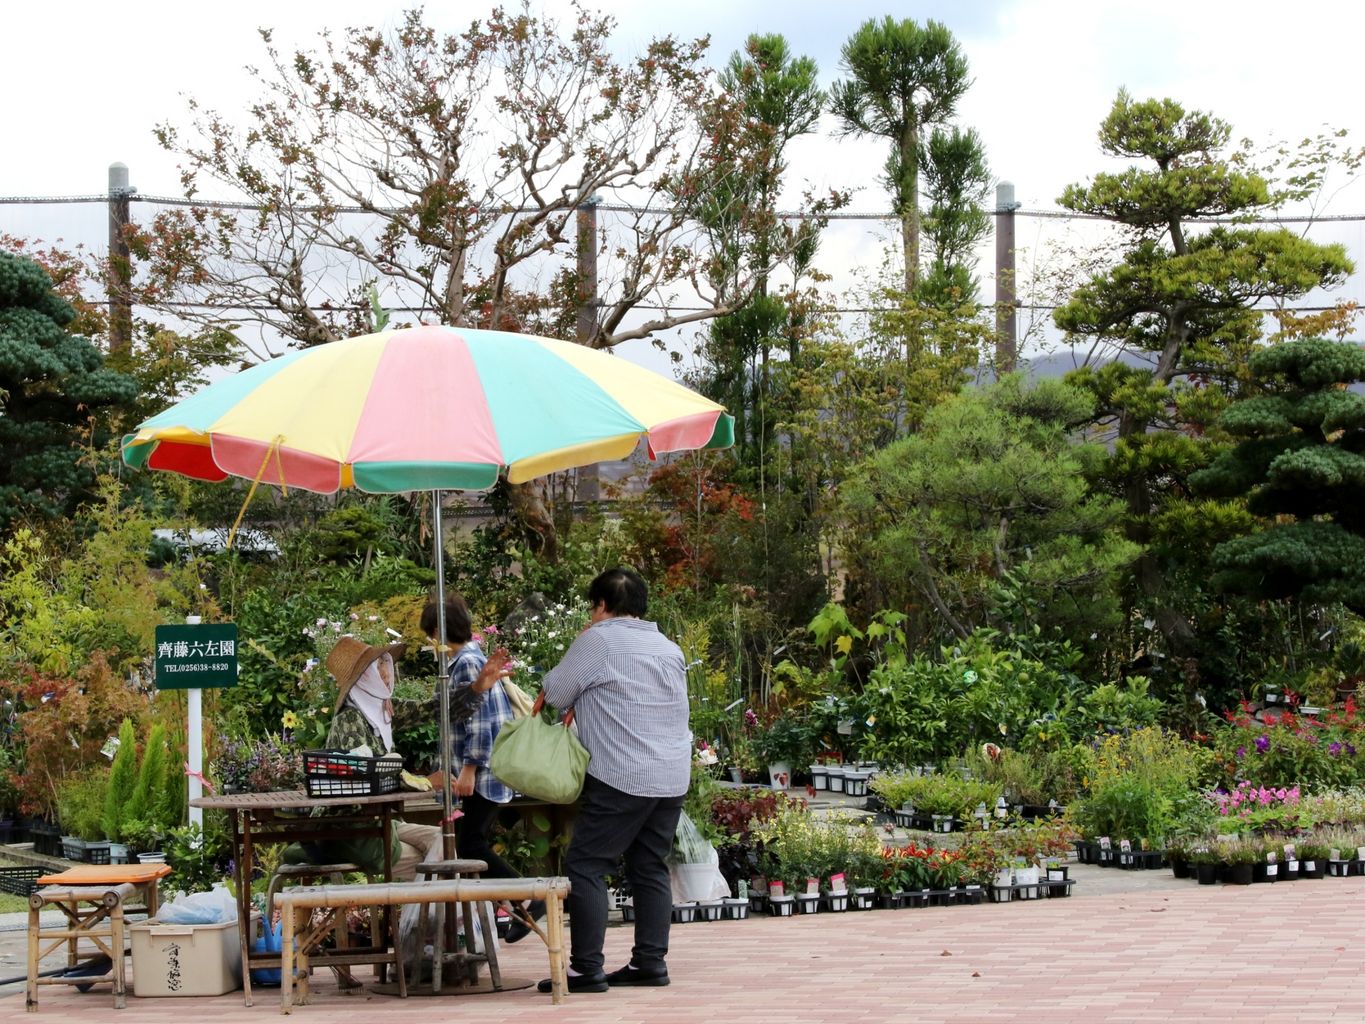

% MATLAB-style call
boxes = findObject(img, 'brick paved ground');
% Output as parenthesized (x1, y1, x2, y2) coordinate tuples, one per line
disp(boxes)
(3, 872, 1362, 1023)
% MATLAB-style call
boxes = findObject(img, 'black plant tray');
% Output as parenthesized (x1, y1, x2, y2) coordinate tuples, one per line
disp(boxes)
(0, 866, 43, 897)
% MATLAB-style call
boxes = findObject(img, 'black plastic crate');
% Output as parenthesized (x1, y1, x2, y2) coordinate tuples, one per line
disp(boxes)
(302, 750, 402, 797)
(0, 866, 42, 897)
(84, 843, 111, 865)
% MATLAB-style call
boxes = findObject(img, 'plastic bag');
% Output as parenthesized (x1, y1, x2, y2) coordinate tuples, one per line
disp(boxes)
(158, 884, 238, 925)
(669, 813, 728, 901)
(672, 812, 713, 864)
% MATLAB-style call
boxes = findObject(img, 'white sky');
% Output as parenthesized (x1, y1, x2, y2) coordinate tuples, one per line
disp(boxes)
(4, 0, 1365, 366)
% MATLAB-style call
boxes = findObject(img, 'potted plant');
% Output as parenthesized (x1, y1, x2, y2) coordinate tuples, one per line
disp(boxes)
(1188, 846, 1220, 885)
(751, 718, 811, 792)
(1220, 837, 1259, 885)
(55, 770, 109, 862)
(1297, 840, 1330, 879)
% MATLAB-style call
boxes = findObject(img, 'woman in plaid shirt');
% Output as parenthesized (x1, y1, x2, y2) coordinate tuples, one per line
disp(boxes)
(421, 594, 541, 941)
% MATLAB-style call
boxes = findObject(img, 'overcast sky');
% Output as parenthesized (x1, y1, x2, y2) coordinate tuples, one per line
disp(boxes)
(4, 0, 1364, 365)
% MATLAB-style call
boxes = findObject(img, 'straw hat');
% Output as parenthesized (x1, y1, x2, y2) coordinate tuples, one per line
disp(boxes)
(326, 635, 407, 712)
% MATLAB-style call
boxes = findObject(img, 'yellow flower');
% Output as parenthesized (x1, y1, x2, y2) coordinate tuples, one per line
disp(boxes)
(834, 635, 854, 655)
(282, 711, 299, 729)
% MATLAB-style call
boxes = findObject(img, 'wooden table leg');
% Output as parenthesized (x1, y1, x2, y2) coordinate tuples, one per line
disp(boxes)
(111, 899, 126, 1010)
(238, 810, 256, 1008)
(26, 898, 39, 1012)
(279, 896, 294, 1015)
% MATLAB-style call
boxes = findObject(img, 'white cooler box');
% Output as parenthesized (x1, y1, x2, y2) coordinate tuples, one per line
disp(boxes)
(130, 915, 251, 997)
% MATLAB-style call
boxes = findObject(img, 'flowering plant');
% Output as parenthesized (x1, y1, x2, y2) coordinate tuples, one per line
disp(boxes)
(1212, 780, 1303, 833)
(1212, 698, 1365, 790)
(501, 598, 589, 693)
(879, 842, 964, 891)
(213, 733, 303, 793)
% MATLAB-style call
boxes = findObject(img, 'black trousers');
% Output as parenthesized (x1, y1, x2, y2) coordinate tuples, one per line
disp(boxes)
(455, 790, 519, 879)
(564, 774, 684, 975)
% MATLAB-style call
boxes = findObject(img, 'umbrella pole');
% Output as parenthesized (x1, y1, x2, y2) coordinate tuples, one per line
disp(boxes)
(431, 488, 456, 860)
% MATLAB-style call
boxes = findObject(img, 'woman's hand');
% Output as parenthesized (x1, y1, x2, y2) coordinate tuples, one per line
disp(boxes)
(454, 763, 478, 797)
(474, 648, 514, 693)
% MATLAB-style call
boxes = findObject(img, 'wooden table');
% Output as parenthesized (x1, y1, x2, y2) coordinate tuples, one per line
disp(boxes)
(191, 789, 439, 1006)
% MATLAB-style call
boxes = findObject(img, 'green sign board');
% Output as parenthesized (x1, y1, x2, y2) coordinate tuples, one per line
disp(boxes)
(154, 623, 238, 690)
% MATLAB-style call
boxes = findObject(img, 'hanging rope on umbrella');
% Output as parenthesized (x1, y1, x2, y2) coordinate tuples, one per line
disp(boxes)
(226, 435, 288, 551)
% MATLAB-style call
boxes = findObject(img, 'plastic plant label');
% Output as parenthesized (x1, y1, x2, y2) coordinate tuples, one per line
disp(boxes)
(1119, 839, 1132, 852)
(1355, 846, 1365, 861)
(737, 879, 749, 900)
(1266, 851, 1277, 864)
(1266, 863, 1278, 877)
(1283, 843, 1296, 859)
(1304, 861, 1316, 872)
(828, 872, 847, 893)
(768, 880, 785, 899)
(805, 877, 820, 895)
(1098, 837, 1111, 849)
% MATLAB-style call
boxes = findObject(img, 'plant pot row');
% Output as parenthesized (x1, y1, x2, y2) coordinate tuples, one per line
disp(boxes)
(1172, 858, 1328, 885)
(1073, 840, 1165, 869)
(891, 810, 963, 833)
(57, 835, 162, 865)
(988, 880, 1075, 901)
(621, 899, 752, 924)
(809, 765, 878, 797)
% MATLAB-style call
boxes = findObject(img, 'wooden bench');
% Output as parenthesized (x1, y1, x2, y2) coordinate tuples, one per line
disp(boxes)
(273, 875, 570, 1012)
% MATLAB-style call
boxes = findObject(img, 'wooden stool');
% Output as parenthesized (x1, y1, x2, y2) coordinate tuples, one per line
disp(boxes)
(265, 863, 374, 986)
(26, 864, 170, 1011)
(410, 858, 500, 994)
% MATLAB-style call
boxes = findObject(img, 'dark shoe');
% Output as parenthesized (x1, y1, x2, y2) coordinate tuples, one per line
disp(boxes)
(606, 963, 670, 987)
(537, 972, 608, 994)
(505, 899, 546, 944)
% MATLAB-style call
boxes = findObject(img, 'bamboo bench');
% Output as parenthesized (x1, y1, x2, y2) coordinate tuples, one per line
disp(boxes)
(26, 864, 171, 1012)
(273, 875, 571, 1011)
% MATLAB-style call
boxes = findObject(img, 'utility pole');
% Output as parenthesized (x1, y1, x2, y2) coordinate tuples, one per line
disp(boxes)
(107, 163, 135, 354)
(994, 180, 1021, 373)
(575, 196, 602, 502)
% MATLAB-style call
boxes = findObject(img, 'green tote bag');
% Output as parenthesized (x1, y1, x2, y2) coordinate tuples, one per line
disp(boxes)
(489, 693, 590, 804)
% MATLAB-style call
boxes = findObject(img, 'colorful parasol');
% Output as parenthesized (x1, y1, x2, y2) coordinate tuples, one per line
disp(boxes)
(122, 324, 733, 492)
(122, 323, 732, 847)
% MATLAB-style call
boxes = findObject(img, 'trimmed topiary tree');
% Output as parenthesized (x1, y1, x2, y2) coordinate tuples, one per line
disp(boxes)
(1192, 338, 1365, 610)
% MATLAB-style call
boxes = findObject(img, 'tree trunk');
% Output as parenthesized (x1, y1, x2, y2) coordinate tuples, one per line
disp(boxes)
(507, 480, 560, 564)
(902, 118, 921, 295)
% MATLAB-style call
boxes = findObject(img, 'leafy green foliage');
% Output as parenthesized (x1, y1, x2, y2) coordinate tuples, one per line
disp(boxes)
(842, 376, 1138, 639)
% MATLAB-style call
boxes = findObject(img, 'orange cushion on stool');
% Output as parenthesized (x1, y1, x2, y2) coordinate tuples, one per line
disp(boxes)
(38, 864, 174, 886)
